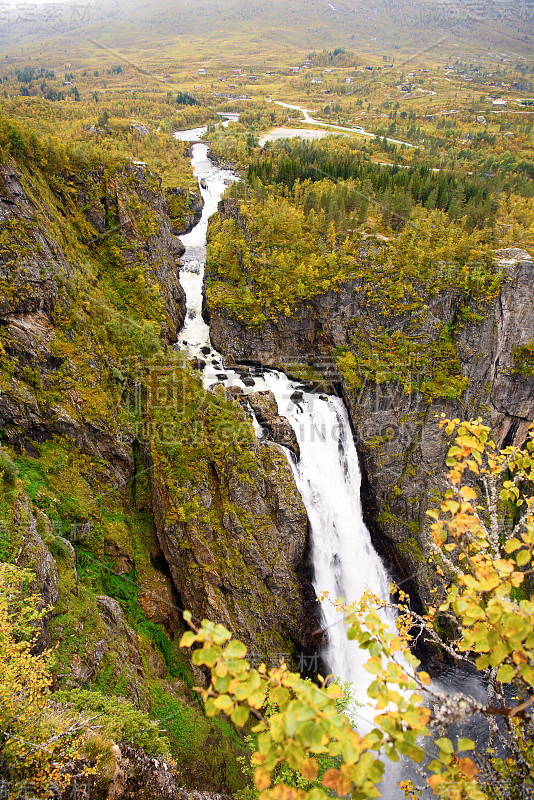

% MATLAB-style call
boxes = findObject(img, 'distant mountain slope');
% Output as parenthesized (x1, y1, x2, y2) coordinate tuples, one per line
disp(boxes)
(2, 0, 533, 61)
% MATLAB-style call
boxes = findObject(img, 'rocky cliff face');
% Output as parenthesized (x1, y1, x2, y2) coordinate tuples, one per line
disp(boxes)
(167, 186, 205, 236)
(145, 423, 316, 660)
(205, 241, 534, 610)
(0, 151, 319, 792)
(72, 162, 187, 344)
(0, 151, 317, 686)
(0, 158, 185, 472)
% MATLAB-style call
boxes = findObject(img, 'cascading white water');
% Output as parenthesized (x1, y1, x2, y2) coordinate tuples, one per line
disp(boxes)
(263, 373, 393, 700)
(176, 145, 237, 371)
(174, 133, 397, 715)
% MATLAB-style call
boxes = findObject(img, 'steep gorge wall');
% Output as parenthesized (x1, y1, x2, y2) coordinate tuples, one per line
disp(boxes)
(205, 242, 534, 610)
(144, 428, 317, 659)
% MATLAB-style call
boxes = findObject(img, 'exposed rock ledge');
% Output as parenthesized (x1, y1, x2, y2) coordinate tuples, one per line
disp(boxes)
(244, 390, 300, 459)
(62, 741, 234, 800)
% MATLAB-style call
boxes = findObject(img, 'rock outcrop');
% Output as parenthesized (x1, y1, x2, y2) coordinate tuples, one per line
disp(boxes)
(62, 742, 234, 800)
(0, 303, 134, 477)
(244, 390, 300, 458)
(95, 742, 184, 800)
(11, 491, 59, 651)
(167, 187, 205, 236)
(144, 424, 318, 663)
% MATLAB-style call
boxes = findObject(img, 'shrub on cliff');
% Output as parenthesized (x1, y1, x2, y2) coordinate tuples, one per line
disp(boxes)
(0, 564, 92, 798)
(0, 449, 18, 487)
(0, 564, 176, 797)
(53, 689, 171, 757)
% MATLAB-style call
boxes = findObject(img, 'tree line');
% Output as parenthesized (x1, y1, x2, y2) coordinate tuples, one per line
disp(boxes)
(247, 138, 534, 231)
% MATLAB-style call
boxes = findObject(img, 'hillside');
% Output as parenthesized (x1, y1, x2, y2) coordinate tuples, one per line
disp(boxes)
(0, 120, 320, 796)
(2, 0, 533, 64)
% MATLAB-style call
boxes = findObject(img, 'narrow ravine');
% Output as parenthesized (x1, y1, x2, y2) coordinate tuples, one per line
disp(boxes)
(174, 133, 397, 715)
(172, 129, 498, 800)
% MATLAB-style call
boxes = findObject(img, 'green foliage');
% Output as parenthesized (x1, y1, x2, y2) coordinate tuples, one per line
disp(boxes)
(53, 689, 171, 756)
(176, 91, 200, 106)
(0, 449, 19, 487)
(166, 188, 196, 231)
(75, 549, 191, 682)
(180, 420, 534, 800)
(1, 46, 532, 800)
(248, 138, 502, 227)
(0, 451, 31, 563)
(180, 614, 417, 800)
(236, 679, 361, 800)
(15, 441, 97, 523)
(206, 145, 499, 401)
(512, 341, 534, 376)
(0, 104, 196, 191)
(206, 188, 355, 325)
(149, 685, 248, 793)
(0, 564, 92, 797)
(97, 109, 110, 127)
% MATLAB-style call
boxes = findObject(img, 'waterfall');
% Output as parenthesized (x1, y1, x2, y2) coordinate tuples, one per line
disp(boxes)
(174, 135, 397, 714)
(261, 372, 393, 705)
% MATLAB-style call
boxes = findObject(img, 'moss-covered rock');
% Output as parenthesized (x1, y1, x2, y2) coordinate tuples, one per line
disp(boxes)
(144, 412, 317, 663)
(244, 390, 300, 458)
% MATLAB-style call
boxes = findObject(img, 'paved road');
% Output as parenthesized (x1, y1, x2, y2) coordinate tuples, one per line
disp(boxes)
(274, 100, 417, 148)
